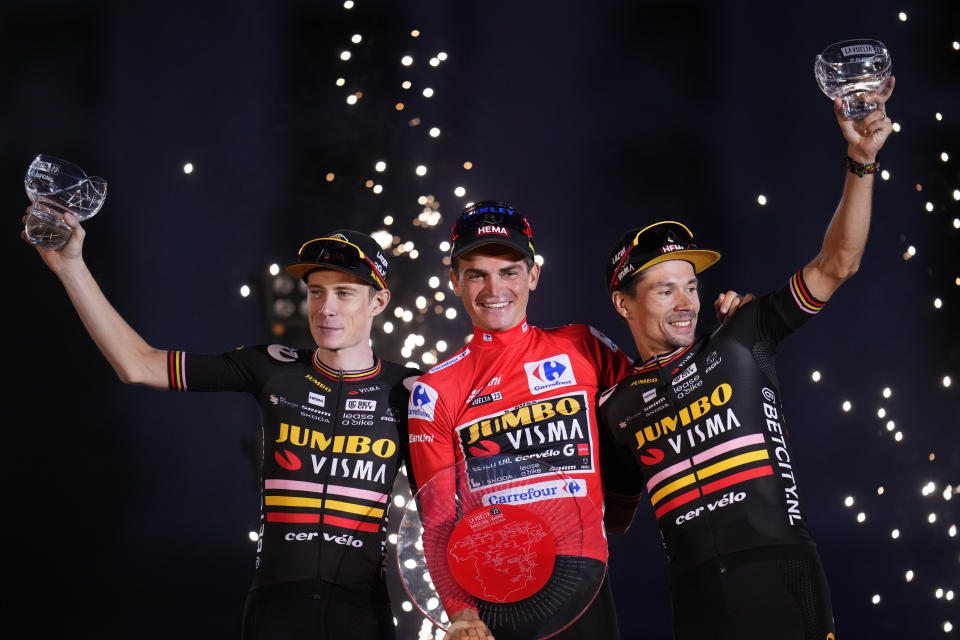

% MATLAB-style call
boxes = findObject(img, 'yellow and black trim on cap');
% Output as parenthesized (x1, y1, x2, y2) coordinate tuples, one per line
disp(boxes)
(286, 229, 389, 290)
(605, 221, 720, 292)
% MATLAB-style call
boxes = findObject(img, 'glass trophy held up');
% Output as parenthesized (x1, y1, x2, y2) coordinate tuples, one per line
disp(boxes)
(24, 154, 107, 251)
(815, 39, 892, 121)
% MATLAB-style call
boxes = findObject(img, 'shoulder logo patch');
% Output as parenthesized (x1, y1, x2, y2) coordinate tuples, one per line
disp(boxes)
(408, 382, 439, 422)
(267, 344, 298, 363)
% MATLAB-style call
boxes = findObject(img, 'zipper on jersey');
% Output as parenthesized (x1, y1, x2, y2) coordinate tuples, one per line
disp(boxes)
(654, 348, 728, 574)
(315, 368, 345, 589)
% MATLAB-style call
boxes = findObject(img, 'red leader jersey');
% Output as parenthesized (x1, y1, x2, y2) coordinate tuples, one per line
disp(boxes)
(407, 318, 632, 615)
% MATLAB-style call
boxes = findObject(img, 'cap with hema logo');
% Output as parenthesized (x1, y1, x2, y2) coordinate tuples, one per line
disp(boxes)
(605, 221, 720, 292)
(287, 229, 390, 290)
(450, 200, 536, 260)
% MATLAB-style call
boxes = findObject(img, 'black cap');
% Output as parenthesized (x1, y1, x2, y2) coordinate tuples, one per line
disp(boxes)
(286, 229, 389, 290)
(450, 200, 536, 260)
(605, 221, 720, 292)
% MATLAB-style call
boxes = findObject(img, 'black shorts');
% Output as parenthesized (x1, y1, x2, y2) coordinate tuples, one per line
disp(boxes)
(242, 580, 396, 640)
(671, 545, 835, 640)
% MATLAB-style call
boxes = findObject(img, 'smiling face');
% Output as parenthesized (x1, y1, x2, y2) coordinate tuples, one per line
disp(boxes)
(450, 246, 540, 333)
(612, 259, 700, 360)
(306, 269, 389, 361)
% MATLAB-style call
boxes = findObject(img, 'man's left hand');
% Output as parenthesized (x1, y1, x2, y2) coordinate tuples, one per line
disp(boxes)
(715, 290, 755, 324)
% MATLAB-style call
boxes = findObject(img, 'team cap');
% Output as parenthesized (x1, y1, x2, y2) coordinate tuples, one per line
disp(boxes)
(605, 221, 720, 292)
(286, 229, 389, 290)
(450, 200, 536, 260)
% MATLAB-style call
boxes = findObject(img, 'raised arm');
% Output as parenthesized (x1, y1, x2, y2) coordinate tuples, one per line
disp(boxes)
(23, 210, 169, 388)
(803, 77, 895, 302)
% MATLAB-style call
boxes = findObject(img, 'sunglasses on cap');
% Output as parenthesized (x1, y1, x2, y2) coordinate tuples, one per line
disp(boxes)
(298, 237, 388, 290)
(450, 205, 533, 244)
(608, 221, 697, 291)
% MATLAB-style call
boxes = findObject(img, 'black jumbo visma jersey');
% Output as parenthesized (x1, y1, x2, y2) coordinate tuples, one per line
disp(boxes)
(167, 344, 418, 593)
(599, 271, 828, 577)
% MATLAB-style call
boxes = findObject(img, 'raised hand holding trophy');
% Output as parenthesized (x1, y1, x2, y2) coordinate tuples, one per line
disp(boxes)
(24, 154, 107, 250)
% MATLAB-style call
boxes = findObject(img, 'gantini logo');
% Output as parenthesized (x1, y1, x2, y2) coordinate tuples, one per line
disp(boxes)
(408, 383, 439, 421)
(524, 354, 576, 394)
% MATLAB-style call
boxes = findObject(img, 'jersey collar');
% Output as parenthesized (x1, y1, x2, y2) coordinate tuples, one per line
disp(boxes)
(633, 343, 693, 375)
(312, 351, 382, 381)
(470, 317, 532, 349)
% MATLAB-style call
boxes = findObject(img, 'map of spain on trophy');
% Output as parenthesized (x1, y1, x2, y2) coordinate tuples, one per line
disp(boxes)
(447, 506, 555, 602)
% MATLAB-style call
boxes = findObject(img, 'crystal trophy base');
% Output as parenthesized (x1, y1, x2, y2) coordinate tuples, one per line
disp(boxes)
(25, 198, 73, 251)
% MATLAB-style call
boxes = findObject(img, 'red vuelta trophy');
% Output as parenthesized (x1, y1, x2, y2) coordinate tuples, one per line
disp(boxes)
(397, 457, 605, 639)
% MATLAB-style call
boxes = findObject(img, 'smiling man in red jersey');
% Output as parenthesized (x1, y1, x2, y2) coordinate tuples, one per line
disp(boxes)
(597, 81, 895, 639)
(406, 200, 636, 640)
(25, 218, 416, 640)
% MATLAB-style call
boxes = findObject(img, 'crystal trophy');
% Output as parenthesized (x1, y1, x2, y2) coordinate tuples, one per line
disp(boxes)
(815, 39, 892, 121)
(24, 154, 107, 250)
(397, 457, 605, 640)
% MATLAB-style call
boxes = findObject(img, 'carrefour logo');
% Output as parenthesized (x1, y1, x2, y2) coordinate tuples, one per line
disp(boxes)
(481, 479, 587, 505)
(408, 382, 439, 422)
(561, 480, 581, 494)
(535, 361, 566, 381)
(524, 354, 576, 394)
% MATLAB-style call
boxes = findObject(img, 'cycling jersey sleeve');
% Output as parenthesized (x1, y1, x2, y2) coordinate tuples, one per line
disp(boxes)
(395, 372, 422, 496)
(585, 326, 634, 389)
(753, 270, 827, 348)
(407, 373, 476, 616)
(599, 425, 645, 502)
(166, 346, 264, 392)
(597, 385, 646, 531)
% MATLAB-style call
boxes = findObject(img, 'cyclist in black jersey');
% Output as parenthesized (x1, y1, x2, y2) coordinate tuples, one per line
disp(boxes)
(24, 219, 417, 640)
(597, 81, 895, 639)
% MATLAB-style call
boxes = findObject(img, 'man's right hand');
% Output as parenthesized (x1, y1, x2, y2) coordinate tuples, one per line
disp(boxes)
(21, 208, 86, 275)
(447, 608, 495, 640)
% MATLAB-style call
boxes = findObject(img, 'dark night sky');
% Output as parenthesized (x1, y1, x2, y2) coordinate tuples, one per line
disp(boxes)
(3, 1, 957, 638)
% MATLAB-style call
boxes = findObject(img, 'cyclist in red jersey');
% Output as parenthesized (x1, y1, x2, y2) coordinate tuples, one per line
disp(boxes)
(407, 201, 630, 640)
